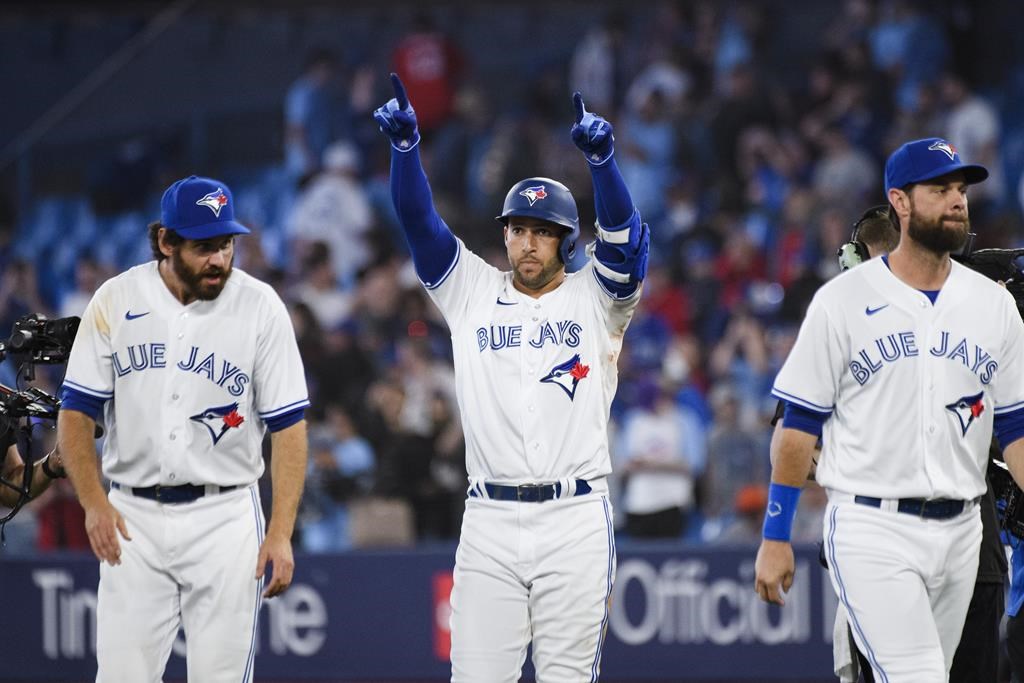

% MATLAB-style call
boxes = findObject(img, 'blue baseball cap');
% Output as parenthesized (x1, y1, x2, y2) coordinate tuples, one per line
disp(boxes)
(160, 175, 251, 240)
(884, 137, 988, 194)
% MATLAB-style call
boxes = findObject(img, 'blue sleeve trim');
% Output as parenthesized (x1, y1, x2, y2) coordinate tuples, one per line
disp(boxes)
(589, 157, 635, 229)
(259, 398, 311, 419)
(995, 406, 1024, 451)
(423, 241, 461, 290)
(995, 400, 1024, 415)
(59, 385, 106, 422)
(592, 267, 640, 300)
(390, 146, 459, 285)
(62, 379, 113, 399)
(781, 401, 831, 438)
(771, 388, 834, 413)
(266, 407, 305, 433)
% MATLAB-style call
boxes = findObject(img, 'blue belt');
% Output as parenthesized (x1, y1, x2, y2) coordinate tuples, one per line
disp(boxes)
(470, 480, 592, 502)
(853, 495, 966, 520)
(112, 482, 238, 504)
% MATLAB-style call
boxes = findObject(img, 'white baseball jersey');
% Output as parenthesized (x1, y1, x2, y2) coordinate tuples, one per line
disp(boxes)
(774, 257, 1024, 500)
(63, 261, 309, 487)
(424, 239, 639, 484)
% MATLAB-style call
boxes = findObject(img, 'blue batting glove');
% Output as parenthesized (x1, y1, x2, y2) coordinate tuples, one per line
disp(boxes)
(373, 73, 420, 151)
(570, 92, 614, 165)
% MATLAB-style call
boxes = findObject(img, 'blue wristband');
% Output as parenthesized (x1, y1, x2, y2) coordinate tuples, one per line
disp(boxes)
(762, 482, 802, 541)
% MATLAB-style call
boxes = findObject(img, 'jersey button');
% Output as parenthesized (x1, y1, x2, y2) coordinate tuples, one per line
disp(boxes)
(169, 473, 176, 480)
(532, 316, 539, 321)
(528, 368, 535, 375)
(169, 433, 176, 441)
(528, 405, 535, 412)
(177, 333, 184, 339)
(172, 393, 179, 400)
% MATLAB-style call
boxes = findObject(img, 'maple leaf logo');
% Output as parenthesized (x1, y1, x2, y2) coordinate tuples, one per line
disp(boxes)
(223, 409, 245, 428)
(570, 362, 590, 380)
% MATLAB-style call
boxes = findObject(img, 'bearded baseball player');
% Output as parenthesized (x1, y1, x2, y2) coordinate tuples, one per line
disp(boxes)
(755, 137, 1024, 682)
(57, 175, 309, 682)
(374, 73, 647, 682)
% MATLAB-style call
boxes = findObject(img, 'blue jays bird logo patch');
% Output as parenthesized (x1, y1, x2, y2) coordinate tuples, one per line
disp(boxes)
(518, 185, 548, 206)
(196, 188, 229, 217)
(928, 140, 958, 161)
(190, 402, 245, 445)
(540, 353, 590, 400)
(946, 392, 984, 436)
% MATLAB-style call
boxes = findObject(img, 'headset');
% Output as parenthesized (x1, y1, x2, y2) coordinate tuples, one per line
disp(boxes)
(836, 204, 895, 271)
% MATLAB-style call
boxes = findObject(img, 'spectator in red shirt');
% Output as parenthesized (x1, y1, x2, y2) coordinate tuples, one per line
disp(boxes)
(391, 13, 465, 133)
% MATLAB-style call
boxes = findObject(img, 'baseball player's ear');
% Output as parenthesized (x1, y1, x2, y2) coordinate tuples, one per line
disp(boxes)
(887, 188, 910, 223)
(157, 228, 175, 258)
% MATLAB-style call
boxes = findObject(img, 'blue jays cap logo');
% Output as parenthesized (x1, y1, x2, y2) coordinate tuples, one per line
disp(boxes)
(190, 402, 245, 445)
(945, 391, 984, 437)
(519, 185, 548, 206)
(540, 353, 590, 400)
(196, 188, 229, 217)
(928, 140, 958, 161)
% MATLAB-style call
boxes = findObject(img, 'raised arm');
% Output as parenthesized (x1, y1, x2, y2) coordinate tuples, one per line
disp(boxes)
(570, 93, 648, 299)
(373, 73, 457, 288)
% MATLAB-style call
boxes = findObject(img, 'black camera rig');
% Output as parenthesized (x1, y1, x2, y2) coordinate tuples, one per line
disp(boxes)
(0, 313, 79, 529)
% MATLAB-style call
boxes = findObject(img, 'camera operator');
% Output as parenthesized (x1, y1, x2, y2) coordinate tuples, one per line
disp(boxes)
(0, 425, 66, 508)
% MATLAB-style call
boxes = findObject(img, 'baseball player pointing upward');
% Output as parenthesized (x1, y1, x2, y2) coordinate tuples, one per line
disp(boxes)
(58, 175, 309, 682)
(756, 138, 1024, 682)
(374, 74, 648, 682)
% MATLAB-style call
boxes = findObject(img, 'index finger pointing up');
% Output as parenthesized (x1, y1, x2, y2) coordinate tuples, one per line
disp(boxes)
(390, 73, 409, 109)
(572, 92, 587, 123)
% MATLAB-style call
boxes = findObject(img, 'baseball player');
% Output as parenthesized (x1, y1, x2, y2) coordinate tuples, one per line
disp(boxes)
(373, 73, 647, 682)
(56, 175, 309, 683)
(755, 137, 1024, 682)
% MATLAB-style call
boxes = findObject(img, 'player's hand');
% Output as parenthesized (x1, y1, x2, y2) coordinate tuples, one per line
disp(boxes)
(83, 498, 131, 566)
(372, 73, 420, 150)
(754, 539, 795, 606)
(256, 531, 295, 599)
(570, 92, 614, 165)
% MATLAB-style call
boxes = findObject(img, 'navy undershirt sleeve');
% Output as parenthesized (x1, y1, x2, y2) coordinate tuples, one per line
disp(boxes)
(781, 401, 832, 438)
(59, 385, 106, 422)
(995, 407, 1024, 452)
(266, 407, 305, 433)
(390, 146, 459, 286)
(588, 157, 635, 229)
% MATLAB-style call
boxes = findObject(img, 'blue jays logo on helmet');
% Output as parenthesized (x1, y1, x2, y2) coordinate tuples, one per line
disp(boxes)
(945, 391, 984, 437)
(540, 353, 590, 400)
(928, 140, 958, 161)
(195, 188, 229, 217)
(519, 185, 548, 206)
(498, 177, 580, 264)
(190, 402, 245, 445)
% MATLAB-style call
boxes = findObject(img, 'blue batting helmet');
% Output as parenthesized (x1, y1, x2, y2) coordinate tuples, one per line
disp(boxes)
(496, 177, 580, 263)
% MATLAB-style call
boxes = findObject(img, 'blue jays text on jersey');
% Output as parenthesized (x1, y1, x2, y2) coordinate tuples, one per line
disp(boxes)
(849, 329, 998, 386)
(476, 319, 583, 352)
(111, 343, 250, 396)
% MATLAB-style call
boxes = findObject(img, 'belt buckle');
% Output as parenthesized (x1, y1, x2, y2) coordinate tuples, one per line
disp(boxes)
(517, 484, 541, 502)
(153, 485, 164, 503)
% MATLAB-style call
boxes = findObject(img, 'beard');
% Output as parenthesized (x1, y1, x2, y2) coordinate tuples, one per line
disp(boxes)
(907, 208, 970, 255)
(510, 254, 563, 291)
(170, 250, 233, 301)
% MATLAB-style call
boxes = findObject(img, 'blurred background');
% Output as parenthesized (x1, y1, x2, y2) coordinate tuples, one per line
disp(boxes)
(1, 0, 1023, 681)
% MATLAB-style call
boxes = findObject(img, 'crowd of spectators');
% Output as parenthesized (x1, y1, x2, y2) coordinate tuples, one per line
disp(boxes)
(3, 0, 1024, 554)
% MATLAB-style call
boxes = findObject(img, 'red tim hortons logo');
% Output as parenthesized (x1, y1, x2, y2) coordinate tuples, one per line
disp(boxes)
(433, 571, 454, 661)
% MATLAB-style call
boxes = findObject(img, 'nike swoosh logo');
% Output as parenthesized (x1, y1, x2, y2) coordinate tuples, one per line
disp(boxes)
(125, 311, 150, 320)
(865, 304, 889, 316)
(496, 297, 517, 306)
